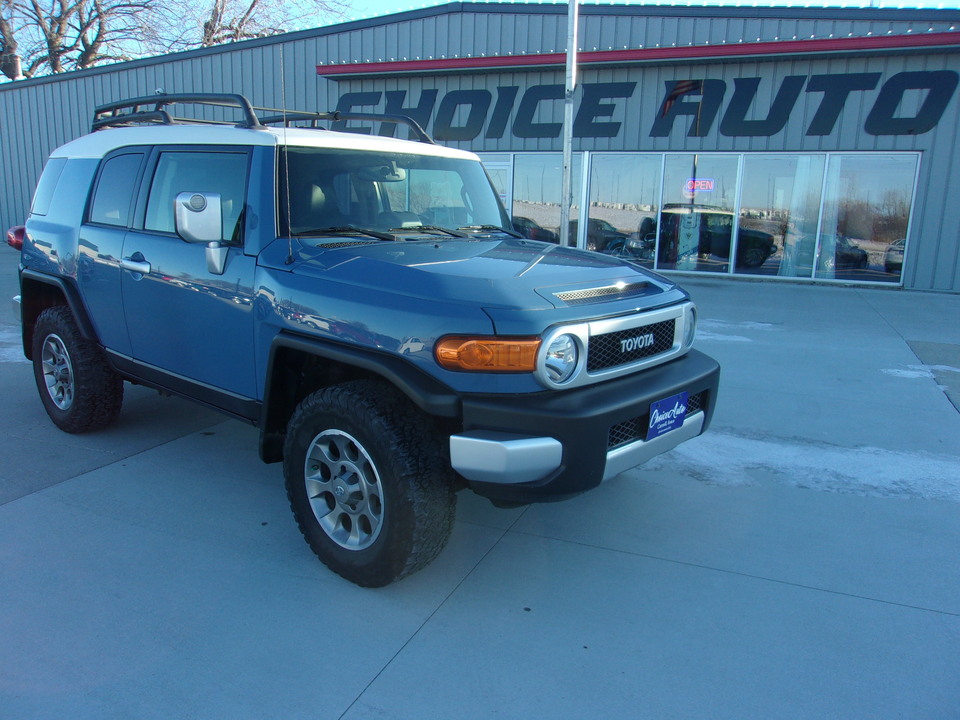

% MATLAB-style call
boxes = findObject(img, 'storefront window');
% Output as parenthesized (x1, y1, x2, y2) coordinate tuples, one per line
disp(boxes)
(498, 150, 917, 285)
(737, 155, 825, 278)
(477, 153, 512, 209)
(817, 154, 918, 283)
(586, 154, 661, 266)
(512, 153, 581, 246)
(658, 154, 740, 273)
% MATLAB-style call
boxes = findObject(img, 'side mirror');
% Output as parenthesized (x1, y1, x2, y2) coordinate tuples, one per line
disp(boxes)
(175, 192, 229, 275)
(175, 192, 222, 244)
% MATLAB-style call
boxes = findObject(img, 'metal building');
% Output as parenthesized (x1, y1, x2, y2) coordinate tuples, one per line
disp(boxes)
(2, 2, 959, 291)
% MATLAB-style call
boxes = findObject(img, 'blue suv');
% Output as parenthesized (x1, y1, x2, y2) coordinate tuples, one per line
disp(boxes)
(8, 94, 720, 586)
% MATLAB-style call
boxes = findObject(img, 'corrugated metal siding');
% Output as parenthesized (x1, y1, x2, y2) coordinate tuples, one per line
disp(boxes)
(1, 3, 959, 290)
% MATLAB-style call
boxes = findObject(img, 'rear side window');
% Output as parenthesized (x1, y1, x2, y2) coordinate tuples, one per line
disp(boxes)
(144, 151, 248, 242)
(89, 153, 144, 226)
(31, 157, 67, 216)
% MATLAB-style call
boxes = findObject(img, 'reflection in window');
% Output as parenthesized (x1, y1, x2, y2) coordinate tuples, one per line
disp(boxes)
(512, 154, 581, 246)
(737, 155, 825, 278)
(659, 154, 740, 273)
(816, 155, 917, 283)
(89, 153, 143, 227)
(145, 152, 248, 241)
(586, 154, 661, 265)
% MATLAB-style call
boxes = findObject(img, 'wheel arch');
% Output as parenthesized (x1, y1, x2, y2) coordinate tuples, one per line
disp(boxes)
(258, 332, 461, 464)
(19, 269, 98, 361)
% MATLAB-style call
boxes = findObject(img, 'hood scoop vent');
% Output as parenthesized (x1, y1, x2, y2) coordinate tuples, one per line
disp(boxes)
(316, 240, 379, 249)
(554, 281, 651, 306)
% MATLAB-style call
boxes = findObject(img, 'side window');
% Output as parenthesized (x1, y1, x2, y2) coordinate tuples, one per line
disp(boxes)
(89, 153, 143, 226)
(144, 151, 248, 242)
(31, 157, 67, 217)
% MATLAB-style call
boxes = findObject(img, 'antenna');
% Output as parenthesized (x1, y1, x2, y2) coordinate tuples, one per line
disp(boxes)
(280, 45, 295, 266)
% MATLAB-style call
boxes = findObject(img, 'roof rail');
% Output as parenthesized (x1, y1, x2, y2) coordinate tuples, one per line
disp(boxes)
(256, 110, 435, 144)
(91, 93, 436, 143)
(92, 93, 264, 131)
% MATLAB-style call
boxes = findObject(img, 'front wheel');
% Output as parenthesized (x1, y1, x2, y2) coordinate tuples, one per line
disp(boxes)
(283, 380, 456, 587)
(31, 306, 123, 433)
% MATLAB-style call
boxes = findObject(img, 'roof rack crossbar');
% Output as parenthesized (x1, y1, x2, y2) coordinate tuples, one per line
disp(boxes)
(91, 93, 436, 143)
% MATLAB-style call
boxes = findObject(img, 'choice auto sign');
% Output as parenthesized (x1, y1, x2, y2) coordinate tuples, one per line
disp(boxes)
(333, 70, 958, 141)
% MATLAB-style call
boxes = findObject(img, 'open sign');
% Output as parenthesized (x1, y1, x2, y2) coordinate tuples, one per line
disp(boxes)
(683, 177, 714, 199)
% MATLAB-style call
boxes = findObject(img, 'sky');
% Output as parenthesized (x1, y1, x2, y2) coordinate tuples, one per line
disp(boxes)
(343, 0, 960, 23)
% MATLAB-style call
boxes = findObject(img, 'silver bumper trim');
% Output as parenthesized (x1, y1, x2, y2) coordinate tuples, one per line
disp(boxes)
(602, 412, 704, 481)
(450, 431, 563, 485)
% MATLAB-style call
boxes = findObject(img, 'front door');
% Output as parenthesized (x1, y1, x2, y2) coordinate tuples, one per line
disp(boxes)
(120, 147, 257, 399)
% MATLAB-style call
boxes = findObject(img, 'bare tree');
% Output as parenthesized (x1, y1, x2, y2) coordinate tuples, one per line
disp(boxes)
(1, 0, 155, 80)
(146, 0, 349, 53)
(0, 0, 349, 81)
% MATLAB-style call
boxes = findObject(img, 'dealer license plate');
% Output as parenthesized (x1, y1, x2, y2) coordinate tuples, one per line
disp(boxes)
(646, 392, 689, 441)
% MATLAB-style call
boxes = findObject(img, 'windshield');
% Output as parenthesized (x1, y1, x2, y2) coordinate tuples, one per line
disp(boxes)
(279, 147, 510, 237)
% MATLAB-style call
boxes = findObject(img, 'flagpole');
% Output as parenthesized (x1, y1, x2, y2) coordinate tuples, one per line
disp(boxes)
(559, 0, 578, 248)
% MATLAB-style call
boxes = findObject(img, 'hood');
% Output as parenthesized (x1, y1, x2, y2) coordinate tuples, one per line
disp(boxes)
(280, 236, 680, 312)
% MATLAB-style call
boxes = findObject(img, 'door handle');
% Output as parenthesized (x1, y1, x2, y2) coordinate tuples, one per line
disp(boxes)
(120, 256, 151, 274)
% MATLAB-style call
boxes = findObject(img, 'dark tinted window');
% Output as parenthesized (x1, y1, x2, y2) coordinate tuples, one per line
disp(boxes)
(144, 151, 248, 242)
(31, 157, 67, 216)
(89, 153, 143, 226)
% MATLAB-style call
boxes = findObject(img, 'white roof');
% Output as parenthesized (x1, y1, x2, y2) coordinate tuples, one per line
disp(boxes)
(51, 123, 477, 161)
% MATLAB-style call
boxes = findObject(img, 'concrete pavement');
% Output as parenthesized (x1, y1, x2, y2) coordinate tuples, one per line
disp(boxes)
(1, 245, 958, 719)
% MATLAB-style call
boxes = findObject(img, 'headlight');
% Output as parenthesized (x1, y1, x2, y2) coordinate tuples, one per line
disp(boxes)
(683, 304, 698, 348)
(544, 334, 579, 384)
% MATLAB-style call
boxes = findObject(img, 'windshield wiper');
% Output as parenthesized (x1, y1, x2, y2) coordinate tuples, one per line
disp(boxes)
(458, 224, 523, 238)
(389, 225, 467, 238)
(304, 226, 396, 242)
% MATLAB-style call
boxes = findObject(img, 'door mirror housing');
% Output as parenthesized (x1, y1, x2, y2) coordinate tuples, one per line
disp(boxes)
(175, 191, 223, 244)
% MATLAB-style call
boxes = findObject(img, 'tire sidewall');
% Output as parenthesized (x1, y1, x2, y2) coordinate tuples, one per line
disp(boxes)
(31, 306, 123, 433)
(32, 309, 87, 431)
(283, 385, 430, 586)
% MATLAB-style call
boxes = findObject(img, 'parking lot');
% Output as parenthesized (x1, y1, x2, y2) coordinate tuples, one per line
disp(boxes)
(1, 245, 958, 719)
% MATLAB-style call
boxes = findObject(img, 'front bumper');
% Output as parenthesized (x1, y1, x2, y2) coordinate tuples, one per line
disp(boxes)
(450, 349, 720, 504)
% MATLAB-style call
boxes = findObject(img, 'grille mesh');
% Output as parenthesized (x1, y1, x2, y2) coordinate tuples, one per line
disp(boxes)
(316, 240, 377, 249)
(587, 319, 675, 372)
(555, 282, 650, 306)
(607, 391, 705, 449)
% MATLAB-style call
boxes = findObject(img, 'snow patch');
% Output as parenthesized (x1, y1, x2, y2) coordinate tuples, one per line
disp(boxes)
(696, 319, 781, 344)
(644, 432, 960, 503)
(699, 320, 780, 332)
(882, 364, 960, 380)
(696, 332, 753, 343)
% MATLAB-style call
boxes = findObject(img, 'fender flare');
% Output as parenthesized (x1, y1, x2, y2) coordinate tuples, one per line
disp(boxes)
(258, 331, 462, 462)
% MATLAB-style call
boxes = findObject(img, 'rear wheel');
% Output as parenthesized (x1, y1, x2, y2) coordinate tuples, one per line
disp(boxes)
(32, 306, 123, 433)
(283, 380, 455, 587)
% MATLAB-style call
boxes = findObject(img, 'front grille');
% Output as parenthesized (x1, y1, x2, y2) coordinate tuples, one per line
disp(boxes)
(607, 391, 705, 450)
(587, 319, 675, 372)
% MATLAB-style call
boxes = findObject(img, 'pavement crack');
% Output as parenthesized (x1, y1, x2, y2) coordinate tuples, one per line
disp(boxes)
(511, 528, 960, 619)
(336, 505, 531, 719)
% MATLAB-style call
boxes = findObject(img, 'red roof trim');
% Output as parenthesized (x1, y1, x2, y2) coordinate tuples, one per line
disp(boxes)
(317, 30, 960, 77)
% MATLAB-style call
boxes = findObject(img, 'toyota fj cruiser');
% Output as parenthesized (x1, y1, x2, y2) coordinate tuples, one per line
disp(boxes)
(8, 93, 719, 587)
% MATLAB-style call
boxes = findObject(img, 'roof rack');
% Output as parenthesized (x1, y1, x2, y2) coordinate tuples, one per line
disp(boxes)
(91, 93, 435, 143)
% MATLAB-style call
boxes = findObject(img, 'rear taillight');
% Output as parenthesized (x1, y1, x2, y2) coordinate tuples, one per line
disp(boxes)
(6, 226, 24, 250)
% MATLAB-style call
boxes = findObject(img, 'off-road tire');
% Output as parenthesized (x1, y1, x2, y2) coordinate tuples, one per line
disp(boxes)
(31, 306, 124, 433)
(283, 380, 456, 587)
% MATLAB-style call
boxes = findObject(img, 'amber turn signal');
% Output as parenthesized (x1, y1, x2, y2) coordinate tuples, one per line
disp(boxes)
(435, 336, 540, 372)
